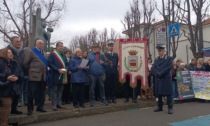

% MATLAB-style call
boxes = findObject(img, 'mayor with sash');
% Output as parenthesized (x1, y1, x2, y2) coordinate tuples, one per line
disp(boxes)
(48, 41, 68, 111)
(23, 39, 48, 115)
(151, 45, 173, 114)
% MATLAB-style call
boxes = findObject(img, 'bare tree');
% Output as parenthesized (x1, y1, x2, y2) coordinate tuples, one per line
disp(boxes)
(69, 28, 120, 52)
(121, 0, 142, 39)
(0, 0, 65, 47)
(110, 28, 119, 41)
(142, 0, 156, 57)
(155, 0, 185, 59)
(122, 0, 156, 57)
(175, 0, 210, 58)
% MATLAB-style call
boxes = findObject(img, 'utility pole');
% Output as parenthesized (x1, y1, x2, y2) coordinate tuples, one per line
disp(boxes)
(29, 0, 33, 48)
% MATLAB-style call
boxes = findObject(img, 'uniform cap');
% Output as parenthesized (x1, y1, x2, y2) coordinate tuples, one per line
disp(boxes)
(156, 45, 165, 50)
(107, 42, 114, 46)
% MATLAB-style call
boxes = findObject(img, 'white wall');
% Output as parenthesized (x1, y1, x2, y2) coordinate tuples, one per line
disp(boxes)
(124, 22, 210, 64)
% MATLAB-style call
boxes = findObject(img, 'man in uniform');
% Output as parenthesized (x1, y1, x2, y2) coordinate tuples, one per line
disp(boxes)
(151, 45, 173, 114)
(104, 42, 118, 103)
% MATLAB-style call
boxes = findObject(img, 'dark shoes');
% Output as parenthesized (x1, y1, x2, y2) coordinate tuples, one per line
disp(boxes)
(73, 105, 79, 108)
(153, 107, 173, 114)
(112, 99, 117, 103)
(27, 111, 32, 116)
(57, 105, 65, 109)
(132, 99, 138, 103)
(11, 110, 23, 115)
(52, 106, 58, 111)
(36, 108, 47, 112)
(90, 104, 94, 107)
(108, 99, 117, 103)
(80, 105, 85, 108)
(153, 107, 163, 112)
(101, 102, 108, 106)
(168, 109, 173, 114)
(124, 99, 129, 103)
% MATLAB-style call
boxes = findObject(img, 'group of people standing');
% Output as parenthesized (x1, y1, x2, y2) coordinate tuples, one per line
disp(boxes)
(0, 36, 119, 126)
(149, 45, 210, 115)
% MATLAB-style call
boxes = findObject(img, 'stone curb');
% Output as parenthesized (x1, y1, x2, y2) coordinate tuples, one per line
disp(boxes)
(8, 100, 156, 125)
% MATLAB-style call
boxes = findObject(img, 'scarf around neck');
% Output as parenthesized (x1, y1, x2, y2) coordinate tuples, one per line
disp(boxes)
(9, 44, 22, 55)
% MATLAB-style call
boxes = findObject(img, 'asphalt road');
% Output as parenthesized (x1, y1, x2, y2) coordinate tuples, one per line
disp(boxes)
(27, 102, 210, 126)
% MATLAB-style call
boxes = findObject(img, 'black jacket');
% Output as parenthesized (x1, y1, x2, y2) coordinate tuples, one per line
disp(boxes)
(48, 52, 67, 84)
(7, 45, 25, 74)
(0, 58, 24, 97)
(205, 64, 210, 71)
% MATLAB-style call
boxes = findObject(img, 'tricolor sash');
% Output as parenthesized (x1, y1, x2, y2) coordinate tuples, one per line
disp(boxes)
(53, 50, 68, 84)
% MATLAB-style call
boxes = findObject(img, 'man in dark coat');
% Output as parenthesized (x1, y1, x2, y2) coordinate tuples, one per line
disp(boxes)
(151, 45, 173, 114)
(105, 42, 118, 103)
(7, 36, 24, 114)
(48, 42, 67, 111)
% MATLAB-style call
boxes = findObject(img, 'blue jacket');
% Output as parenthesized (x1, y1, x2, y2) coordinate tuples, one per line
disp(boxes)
(68, 56, 88, 83)
(48, 51, 67, 85)
(87, 52, 107, 76)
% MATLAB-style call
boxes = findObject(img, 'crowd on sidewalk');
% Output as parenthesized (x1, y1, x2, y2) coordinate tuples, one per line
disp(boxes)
(0, 36, 140, 126)
(1, 36, 209, 126)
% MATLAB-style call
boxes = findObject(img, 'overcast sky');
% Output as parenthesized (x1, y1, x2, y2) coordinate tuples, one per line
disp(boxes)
(0, 0, 163, 48)
(51, 0, 132, 47)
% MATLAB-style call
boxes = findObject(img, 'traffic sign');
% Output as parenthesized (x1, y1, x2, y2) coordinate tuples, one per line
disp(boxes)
(156, 27, 166, 45)
(168, 23, 180, 37)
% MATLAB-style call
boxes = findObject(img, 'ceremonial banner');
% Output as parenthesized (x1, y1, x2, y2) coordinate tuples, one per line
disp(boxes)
(119, 38, 148, 88)
(190, 71, 210, 100)
(177, 71, 194, 100)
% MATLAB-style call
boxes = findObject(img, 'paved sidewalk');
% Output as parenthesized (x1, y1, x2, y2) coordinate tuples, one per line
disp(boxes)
(8, 98, 156, 126)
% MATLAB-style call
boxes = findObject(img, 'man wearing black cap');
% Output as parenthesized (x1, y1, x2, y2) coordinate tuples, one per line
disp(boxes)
(104, 42, 118, 103)
(151, 45, 173, 114)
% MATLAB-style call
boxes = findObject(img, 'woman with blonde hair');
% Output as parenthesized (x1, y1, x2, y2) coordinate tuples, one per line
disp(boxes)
(68, 48, 88, 108)
(197, 58, 205, 70)
(0, 48, 23, 126)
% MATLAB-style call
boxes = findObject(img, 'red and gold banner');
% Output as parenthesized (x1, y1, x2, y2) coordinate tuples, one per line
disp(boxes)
(119, 38, 148, 88)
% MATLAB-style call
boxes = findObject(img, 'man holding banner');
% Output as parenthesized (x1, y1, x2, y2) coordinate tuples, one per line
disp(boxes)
(151, 45, 173, 114)
(48, 42, 68, 111)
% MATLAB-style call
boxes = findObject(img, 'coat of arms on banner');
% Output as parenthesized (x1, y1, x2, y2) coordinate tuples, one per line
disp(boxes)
(128, 50, 138, 68)
(124, 50, 142, 72)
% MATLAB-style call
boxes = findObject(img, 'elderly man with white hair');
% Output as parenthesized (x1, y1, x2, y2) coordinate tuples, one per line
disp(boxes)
(68, 48, 88, 108)
(23, 39, 48, 115)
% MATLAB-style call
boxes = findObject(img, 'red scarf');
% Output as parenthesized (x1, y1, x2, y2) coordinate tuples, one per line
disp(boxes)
(95, 53, 99, 61)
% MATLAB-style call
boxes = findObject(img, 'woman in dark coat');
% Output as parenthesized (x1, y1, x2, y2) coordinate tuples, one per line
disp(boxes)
(204, 59, 210, 71)
(0, 48, 23, 126)
(68, 48, 88, 108)
(195, 62, 205, 71)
